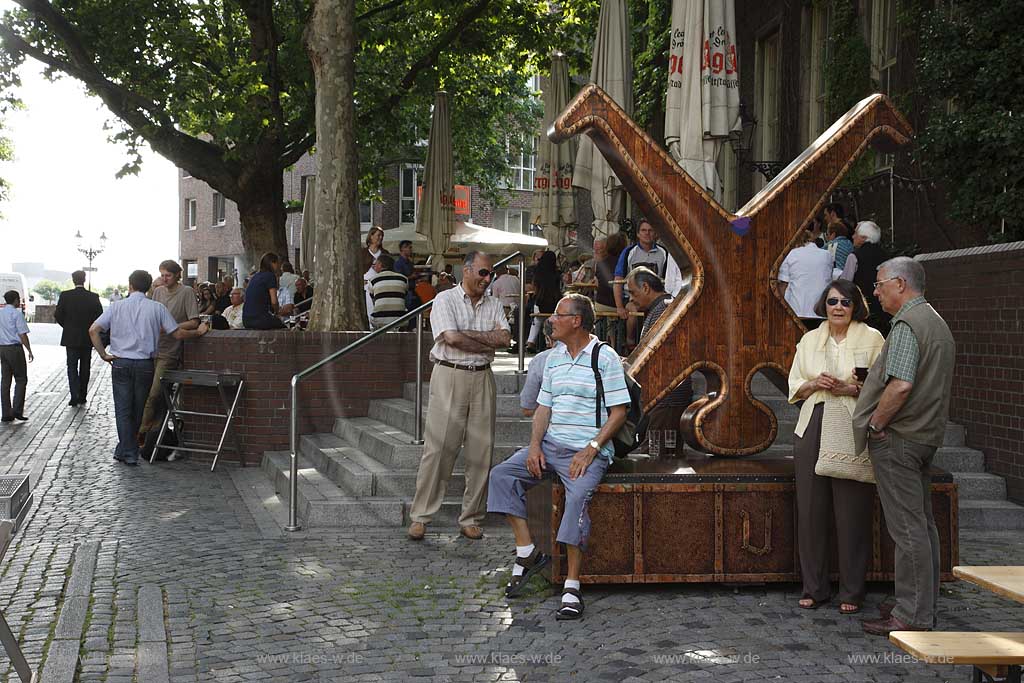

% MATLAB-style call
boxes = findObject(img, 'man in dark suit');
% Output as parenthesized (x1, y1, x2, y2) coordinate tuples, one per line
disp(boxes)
(55, 271, 103, 407)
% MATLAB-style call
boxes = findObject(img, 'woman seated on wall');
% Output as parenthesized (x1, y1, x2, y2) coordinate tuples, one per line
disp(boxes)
(243, 252, 287, 330)
(788, 279, 884, 616)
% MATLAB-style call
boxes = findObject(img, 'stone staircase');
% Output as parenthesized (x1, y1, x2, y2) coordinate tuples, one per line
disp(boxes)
(261, 356, 1024, 530)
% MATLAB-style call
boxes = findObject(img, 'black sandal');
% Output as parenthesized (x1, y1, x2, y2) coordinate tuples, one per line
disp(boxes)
(798, 596, 831, 610)
(504, 550, 550, 598)
(556, 588, 584, 620)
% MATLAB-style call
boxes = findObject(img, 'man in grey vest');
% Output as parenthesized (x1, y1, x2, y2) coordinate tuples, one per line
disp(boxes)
(852, 257, 955, 636)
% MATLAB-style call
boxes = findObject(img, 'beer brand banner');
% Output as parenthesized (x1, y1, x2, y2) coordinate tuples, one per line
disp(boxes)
(532, 53, 576, 253)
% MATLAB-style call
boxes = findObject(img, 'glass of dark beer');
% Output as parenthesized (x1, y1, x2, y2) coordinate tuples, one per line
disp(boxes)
(854, 352, 869, 382)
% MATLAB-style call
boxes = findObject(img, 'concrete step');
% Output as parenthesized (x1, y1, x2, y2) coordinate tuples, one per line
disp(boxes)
(261, 450, 496, 527)
(931, 447, 986, 473)
(334, 416, 520, 469)
(403, 382, 525, 417)
(300, 432, 464, 499)
(951, 472, 1007, 501)
(959, 499, 1024, 530)
(370, 397, 534, 444)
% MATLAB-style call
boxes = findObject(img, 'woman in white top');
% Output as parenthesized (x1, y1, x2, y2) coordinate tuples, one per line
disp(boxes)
(788, 279, 884, 616)
(361, 227, 388, 328)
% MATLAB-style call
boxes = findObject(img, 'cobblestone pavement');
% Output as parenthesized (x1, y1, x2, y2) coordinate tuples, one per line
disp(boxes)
(0, 348, 1023, 682)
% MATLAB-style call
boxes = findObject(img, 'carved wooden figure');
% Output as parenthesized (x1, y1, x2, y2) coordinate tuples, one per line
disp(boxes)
(550, 85, 913, 455)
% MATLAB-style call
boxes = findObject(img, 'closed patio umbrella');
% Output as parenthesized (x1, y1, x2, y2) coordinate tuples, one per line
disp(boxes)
(664, 0, 740, 202)
(572, 0, 633, 240)
(415, 91, 455, 267)
(532, 53, 576, 253)
(300, 176, 317, 280)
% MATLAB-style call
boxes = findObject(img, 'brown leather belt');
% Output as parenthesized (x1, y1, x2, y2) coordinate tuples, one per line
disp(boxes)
(434, 360, 491, 372)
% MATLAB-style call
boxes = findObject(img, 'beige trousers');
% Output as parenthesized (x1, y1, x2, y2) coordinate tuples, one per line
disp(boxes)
(409, 363, 497, 527)
(140, 357, 178, 434)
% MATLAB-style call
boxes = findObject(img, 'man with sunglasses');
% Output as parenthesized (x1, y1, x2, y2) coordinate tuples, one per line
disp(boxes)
(853, 257, 955, 636)
(408, 251, 511, 542)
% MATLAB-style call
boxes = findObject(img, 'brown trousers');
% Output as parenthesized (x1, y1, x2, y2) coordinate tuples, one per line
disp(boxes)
(409, 363, 497, 527)
(794, 403, 875, 605)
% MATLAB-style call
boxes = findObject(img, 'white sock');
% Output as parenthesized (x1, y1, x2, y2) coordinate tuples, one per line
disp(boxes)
(563, 579, 581, 604)
(512, 544, 535, 576)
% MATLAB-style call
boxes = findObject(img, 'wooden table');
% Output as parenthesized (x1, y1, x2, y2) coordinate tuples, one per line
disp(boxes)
(954, 566, 1024, 603)
(889, 631, 1024, 665)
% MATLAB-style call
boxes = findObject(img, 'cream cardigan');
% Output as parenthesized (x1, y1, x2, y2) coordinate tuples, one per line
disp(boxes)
(787, 321, 885, 438)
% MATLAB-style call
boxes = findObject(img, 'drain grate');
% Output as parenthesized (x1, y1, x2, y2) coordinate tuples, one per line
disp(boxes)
(0, 475, 31, 531)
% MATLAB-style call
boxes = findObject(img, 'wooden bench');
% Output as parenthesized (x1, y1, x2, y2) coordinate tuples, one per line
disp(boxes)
(890, 631, 1024, 682)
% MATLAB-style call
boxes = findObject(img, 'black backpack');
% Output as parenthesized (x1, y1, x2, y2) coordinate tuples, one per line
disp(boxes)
(591, 341, 644, 458)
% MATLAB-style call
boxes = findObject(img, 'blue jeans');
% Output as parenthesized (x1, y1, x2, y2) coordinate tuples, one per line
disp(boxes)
(111, 358, 154, 463)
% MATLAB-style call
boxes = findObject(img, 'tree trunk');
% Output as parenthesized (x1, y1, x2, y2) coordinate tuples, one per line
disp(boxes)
(305, 0, 365, 331)
(236, 169, 290, 268)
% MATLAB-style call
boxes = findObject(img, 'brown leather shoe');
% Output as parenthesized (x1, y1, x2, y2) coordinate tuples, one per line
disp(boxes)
(459, 525, 484, 540)
(861, 615, 929, 636)
(407, 522, 426, 540)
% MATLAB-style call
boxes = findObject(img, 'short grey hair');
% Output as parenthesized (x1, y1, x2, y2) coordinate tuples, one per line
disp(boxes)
(626, 266, 665, 293)
(879, 256, 925, 294)
(561, 293, 595, 332)
(855, 221, 882, 244)
(464, 250, 490, 267)
(231, 287, 244, 300)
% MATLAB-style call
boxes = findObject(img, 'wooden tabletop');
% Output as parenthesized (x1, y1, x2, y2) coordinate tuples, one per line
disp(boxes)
(889, 631, 1024, 665)
(954, 566, 1024, 603)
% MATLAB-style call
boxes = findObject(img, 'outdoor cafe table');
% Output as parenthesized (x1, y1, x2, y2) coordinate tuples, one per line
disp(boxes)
(954, 566, 1024, 604)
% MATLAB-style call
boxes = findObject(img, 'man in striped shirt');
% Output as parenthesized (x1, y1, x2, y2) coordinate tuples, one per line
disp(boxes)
(407, 252, 510, 542)
(369, 254, 408, 329)
(488, 293, 629, 620)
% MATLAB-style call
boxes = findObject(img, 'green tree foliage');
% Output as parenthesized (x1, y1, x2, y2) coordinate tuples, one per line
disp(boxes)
(823, 0, 873, 121)
(0, 0, 599, 257)
(915, 1, 1022, 240)
(32, 278, 64, 303)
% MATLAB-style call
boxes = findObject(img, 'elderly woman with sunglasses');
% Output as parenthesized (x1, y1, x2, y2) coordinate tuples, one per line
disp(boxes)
(788, 279, 884, 615)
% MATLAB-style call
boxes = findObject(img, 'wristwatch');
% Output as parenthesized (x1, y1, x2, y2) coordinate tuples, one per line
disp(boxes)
(588, 439, 602, 451)
(868, 423, 883, 434)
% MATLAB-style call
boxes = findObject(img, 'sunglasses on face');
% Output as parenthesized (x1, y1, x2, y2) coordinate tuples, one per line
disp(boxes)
(826, 297, 852, 308)
(477, 269, 493, 280)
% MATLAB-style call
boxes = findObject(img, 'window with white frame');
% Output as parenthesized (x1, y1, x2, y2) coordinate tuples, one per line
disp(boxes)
(492, 208, 530, 234)
(755, 30, 781, 184)
(185, 261, 198, 279)
(400, 165, 420, 225)
(506, 136, 536, 191)
(186, 199, 197, 230)
(808, 5, 832, 140)
(359, 199, 373, 227)
(212, 192, 226, 226)
(871, 0, 898, 96)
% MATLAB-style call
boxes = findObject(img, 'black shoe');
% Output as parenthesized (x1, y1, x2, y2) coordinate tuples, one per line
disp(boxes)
(13, 415, 27, 421)
(68, 400, 78, 407)
(0, 418, 12, 423)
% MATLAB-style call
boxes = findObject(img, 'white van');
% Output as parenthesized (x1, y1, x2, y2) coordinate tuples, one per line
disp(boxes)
(0, 272, 34, 322)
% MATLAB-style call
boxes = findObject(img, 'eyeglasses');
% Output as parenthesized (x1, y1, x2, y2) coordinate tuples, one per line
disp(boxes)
(826, 297, 852, 308)
(873, 276, 902, 289)
(477, 269, 493, 280)
(549, 313, 580, 320)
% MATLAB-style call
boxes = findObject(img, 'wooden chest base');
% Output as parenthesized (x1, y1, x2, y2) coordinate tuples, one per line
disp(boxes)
(524, 453, 958, 584)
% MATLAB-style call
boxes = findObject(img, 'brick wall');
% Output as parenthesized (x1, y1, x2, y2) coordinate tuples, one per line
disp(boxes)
(919, 242, 1024, 503)
(179, 330, 431, 464)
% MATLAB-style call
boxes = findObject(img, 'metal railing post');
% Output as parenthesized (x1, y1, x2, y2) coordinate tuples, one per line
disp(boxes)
(517, 253, 526, 375)
(286, 375, 301, 531)
(413, 312, 424, 445)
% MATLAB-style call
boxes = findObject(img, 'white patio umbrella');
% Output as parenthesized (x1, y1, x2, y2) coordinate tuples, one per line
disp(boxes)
(450, 221, 547, 250)
(532, 53, 576, 253)
(300, 176, 316, 280)
(664, 0, 741, 202)
(415, 91, 455, 267)
(573, 0, 633, 239)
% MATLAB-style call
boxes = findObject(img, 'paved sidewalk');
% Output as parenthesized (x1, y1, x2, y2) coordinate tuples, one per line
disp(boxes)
(0, 356, 1023, 682)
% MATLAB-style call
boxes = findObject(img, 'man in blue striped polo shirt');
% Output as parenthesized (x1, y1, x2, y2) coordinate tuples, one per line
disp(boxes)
(488, 293, 628, 620)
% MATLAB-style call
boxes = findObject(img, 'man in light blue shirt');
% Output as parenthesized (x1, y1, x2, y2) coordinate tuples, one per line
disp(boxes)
(0, 290, 33, 422)
(488, 293, 628, 620)
(89, 270, 208, 465)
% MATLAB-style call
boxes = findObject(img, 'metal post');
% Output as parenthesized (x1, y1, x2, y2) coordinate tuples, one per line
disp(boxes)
(517, 254, 526, 375)
(412, 312, 424, 445)
(286, 376, 301, 531)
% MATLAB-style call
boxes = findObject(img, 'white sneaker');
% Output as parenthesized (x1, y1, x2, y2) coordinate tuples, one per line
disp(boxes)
(167, 450, 183, 462)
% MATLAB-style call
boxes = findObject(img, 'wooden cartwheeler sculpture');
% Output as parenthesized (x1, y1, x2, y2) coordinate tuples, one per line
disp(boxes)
(525, 87, 959, 584)
(550, 85, 913, 455)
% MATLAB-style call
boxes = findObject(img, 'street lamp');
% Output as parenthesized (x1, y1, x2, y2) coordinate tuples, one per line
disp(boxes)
(75, 230, 108, 291)
(729, 101, 786, 181)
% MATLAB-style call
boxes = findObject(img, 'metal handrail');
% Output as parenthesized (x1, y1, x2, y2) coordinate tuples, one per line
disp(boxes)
(285, 250, 527, 531)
